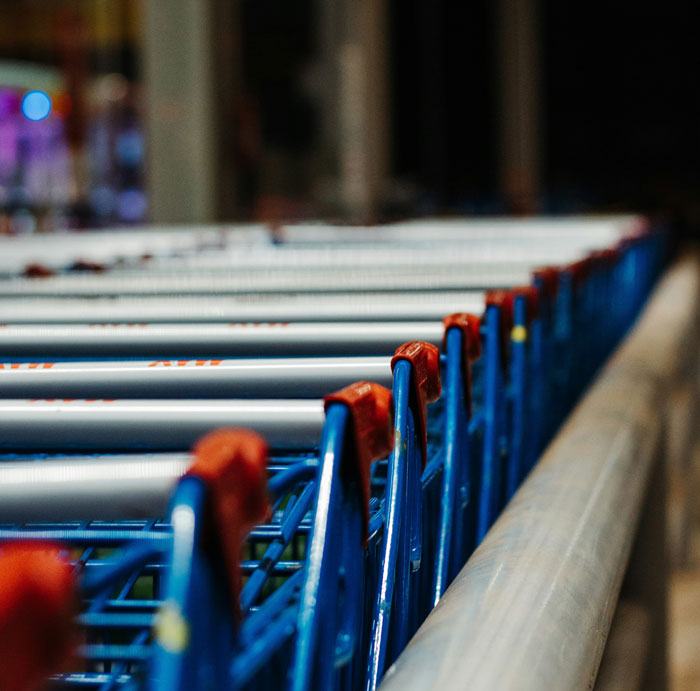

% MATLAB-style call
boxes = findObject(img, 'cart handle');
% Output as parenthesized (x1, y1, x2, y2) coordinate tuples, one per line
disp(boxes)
(0, 542, 77, 691)
(442, 313, 481, 416)
(532, 266, 560, 298)
(186, 428, 270, 618)
(391, 341, 441, 469)
(324, 381, 394, 544)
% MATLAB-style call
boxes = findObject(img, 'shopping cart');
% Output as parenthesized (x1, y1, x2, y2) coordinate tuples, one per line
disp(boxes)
(0, 215, 666, 691)
(0, 345, 450, 690)
(0, 380, 396, 690)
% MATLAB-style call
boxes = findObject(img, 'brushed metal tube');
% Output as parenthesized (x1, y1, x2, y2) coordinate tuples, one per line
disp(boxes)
(0, 322, 443, 357)
(0, 356, 394, 398)
(0, 266, 531, 298)
(0, 399, 325, 449)
(0, 292, 486, 324)
(0, 453, 191, 522)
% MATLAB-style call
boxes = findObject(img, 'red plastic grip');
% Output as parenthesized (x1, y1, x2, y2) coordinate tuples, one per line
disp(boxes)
(485, 290, 515, 366)
(187, 429, 270, 619)
(566, 257, 593, 285)
(22, 263, 55, 279)
(589, 247, 620, 268)
(0, 542, 77, 691)
(69, 260, 107, 273)
(532, 267, 559, 298)
(324, 382, 394, 544)
(442, 313, 482, 416)
(391, 341, 442, 469)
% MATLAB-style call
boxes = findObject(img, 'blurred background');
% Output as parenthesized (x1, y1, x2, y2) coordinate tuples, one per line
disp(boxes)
(1, 0, 698, 233)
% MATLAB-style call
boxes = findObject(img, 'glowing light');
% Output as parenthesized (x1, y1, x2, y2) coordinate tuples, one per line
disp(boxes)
(21, 91, 52, 121)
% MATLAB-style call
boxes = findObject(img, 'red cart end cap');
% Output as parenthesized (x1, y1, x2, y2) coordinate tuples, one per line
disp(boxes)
(391, 341, 441, 469)
(69, 260, 106, 273)
(0, 542, 77, 691)
(188, 429, 270, 619)
(589, 247, 620, 268)
(486, 290, 515, 367)
(22, 263, 55, 279)
(324, 382, 394, 544)
(566, 257, 593, 285)
(532, 267, 559, 298)
(442, 314, 481, 416)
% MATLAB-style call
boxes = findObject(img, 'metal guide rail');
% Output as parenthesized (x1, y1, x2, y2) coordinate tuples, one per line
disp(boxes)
(0, 216, 666, 691)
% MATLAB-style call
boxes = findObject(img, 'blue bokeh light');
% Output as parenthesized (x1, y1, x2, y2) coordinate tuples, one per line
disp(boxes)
(21, 90, 52, 121)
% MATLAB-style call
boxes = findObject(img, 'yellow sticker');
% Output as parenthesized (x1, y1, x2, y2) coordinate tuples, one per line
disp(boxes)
(511, 325, 528, 343)
(155, 599, 190, 654)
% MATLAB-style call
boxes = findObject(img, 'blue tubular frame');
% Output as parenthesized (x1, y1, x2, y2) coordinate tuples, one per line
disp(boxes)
(151, 475, 231, 691)
(289, 403, 360, 691)
(432, 327, 472, 605)
(365, 361, 415, 689)
(365, 360, 415, 691)
(506, 295, 528, 500)
(477, 305, 503, 543)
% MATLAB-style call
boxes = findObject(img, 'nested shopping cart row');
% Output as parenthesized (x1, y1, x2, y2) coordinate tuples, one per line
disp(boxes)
(0, 217, 665, 690)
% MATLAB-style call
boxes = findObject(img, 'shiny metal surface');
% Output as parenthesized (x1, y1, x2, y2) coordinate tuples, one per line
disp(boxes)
(379, 255, 700, 691)
(0, 225, 269, 274)
(0, 291, 486, 323)
(0, 398, 325, 449)
(0, 265, 531, 298)
(0, 322, 444, 357)
(0, 453, 191, 522)
(279, 215, 640, 244)
(0, 355, 393, 397)
(118, 245, 589, 274)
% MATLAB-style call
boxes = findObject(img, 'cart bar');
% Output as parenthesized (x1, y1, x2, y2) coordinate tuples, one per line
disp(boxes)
(118, 245, 591, 275)
(0, 225, 269, 274)
(379, 254, 699, 691)
(0, 356, 394, 398)
(0, 292, 486, 324)
(0, 266, 532, 297)
(0, 399, 325, 449)
(278, 215, 642, 244)
(0, 454, 191, 522)
(0, 322, 444, 357)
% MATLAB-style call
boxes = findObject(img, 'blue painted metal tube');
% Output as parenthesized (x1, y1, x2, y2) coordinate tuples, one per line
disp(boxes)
(366, 359, 412, 691)
(432, 327, 468, 605)
(477, 305, 502, 543)
(525, 316, 545, 470)
(290, 403, 349, 691)
(506, 296, 528, 500)
(240, 481, 317, 615)
(388, 410, 421, 666)
(149, 477, 233, 691)
(80, 541, 166, 599)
